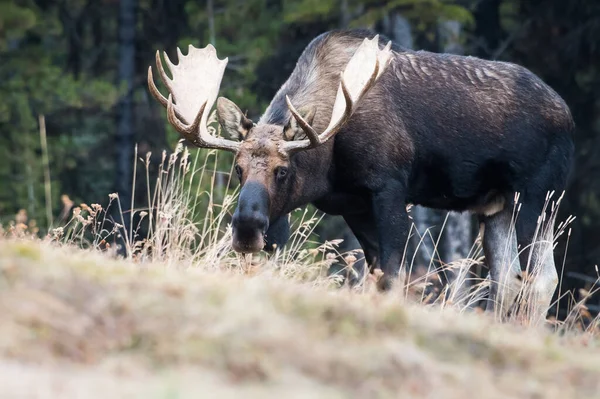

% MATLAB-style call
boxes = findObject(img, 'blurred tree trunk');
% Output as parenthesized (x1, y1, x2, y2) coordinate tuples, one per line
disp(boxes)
(340, 0, 350, 28)
(116, 0, 137, 250)
(473, 0, 502, 58)
(381, 12, 413, 49)
(90, 0, 105, 75)
(207, 0, 216, 45)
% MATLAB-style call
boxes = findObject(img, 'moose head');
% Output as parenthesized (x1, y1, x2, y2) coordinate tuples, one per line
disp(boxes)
(148, 36, 392, 254)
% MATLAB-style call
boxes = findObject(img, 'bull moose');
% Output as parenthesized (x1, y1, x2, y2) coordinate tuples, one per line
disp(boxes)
(147, 29, 574, 321)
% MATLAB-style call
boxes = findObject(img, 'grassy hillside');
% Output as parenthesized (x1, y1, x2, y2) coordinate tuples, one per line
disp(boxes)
(0, 237, 599, 398)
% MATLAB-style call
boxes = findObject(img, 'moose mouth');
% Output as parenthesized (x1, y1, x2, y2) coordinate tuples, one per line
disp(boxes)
(232, 226, 267, 253)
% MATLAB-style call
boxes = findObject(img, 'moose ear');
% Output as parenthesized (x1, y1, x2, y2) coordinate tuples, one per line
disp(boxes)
(216, 97, 254, 141)
(283, 106, 316, 141)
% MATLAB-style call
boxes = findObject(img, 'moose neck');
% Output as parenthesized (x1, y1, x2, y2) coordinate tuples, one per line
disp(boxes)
(255, 31, 384, 215)
(283, 143, 335, 215)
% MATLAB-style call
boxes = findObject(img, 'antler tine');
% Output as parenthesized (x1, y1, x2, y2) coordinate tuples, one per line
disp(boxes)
(147, 50, 172, 108)
(147, 65, 168, 108)
(379, 41, 392, 78)
(157, 51, 173, 89)
(285, 95, 320, 146)
(165, 93, 240, 152)
(281, 70, 357, 154)
(162, 50, 177, 74)
(283, 36, 391, 154)
(166, 94, 205, 143)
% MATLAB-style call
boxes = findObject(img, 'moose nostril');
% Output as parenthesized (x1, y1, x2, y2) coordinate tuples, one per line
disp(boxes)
(234, 211, 268, 232)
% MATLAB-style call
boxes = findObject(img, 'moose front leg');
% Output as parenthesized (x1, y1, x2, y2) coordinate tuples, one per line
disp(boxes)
(263, 215, 290, 252)
(372, 183, 410, 291)
(343, 211, 380, 285)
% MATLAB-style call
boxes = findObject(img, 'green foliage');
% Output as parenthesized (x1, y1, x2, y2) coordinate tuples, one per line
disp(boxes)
(0, 1, 119, 228)
(283, 0, 338, 23)
(0, 2, 37, 50)
(357, 1, 472, 29)
(283, 0, 473, 31)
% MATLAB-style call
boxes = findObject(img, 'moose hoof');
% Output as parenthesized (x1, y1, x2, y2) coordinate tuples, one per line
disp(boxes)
(376, 275, 395, 292)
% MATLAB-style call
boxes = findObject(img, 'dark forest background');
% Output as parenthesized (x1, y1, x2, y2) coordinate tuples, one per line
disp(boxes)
(1, 0, 599, 315)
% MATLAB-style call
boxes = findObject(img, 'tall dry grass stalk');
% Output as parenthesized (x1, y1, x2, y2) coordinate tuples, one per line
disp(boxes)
(38, 115, 53, 229)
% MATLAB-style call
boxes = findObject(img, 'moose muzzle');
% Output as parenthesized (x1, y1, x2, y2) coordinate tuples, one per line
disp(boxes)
(232, 181, 270, 253)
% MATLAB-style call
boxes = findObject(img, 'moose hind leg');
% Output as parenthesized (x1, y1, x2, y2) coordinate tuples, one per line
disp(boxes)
(515, 197, 559, 325)
(480, 208, 522, 318)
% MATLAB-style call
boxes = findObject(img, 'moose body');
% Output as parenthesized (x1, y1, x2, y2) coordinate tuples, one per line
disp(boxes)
(148, 29, 574, 321)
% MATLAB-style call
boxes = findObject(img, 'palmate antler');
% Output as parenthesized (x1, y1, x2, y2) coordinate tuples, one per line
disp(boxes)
(147, 44, 240, 153)
(282, 35, 393, 153)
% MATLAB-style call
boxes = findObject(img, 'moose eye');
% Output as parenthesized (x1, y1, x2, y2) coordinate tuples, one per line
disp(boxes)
(275, 167, 288, 181)
(234, 165, 243, 180)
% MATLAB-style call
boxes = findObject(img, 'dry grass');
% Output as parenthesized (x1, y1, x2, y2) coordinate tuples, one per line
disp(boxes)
(0, 238, 599, 398)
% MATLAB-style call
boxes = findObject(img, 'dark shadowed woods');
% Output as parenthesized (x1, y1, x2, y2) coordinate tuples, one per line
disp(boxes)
(1, 0, 599, 317)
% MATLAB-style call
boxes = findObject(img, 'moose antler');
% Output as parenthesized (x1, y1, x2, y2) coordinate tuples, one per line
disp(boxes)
(283, 35, 393, 153)
(148, 44, 240, 153)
